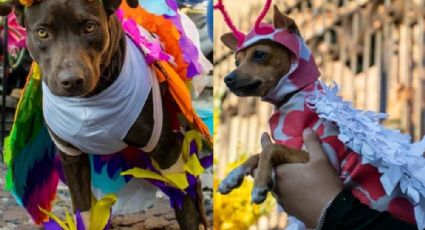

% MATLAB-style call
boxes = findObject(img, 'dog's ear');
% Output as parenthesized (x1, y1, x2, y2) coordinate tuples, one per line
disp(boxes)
(273, 5, 300, 35)
(102, 0, 123, 15)
(221, 33, 238, 51)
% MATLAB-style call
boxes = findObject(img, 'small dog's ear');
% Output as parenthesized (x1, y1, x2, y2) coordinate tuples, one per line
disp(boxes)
(103, 0, 123, 15)
(221, 33, 238, 51)
(273, 5, 300, 35)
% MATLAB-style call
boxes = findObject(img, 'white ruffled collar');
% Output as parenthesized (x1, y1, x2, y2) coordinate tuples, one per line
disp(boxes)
(307, 83, 425, 229)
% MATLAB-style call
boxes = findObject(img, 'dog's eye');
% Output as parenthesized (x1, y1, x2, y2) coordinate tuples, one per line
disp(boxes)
(84, 23, 96, 33)
(235, 60, 240, 66)
(253, 51, 267, 62)
(36, 28, 49, 39)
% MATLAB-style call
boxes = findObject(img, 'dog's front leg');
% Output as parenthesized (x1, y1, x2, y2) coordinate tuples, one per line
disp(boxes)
(251, 133, 309, 204)
(154, 142, 204, 230)
(59, 150, 92, 225)
(218, 154, 260, 194)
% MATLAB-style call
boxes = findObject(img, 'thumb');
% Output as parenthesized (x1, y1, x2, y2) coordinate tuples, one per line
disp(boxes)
(261, 132, 273, 149)
(303, 128, 328, 162)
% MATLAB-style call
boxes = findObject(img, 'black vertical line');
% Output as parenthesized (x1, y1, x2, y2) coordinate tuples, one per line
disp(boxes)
(1, 16, 8, 162)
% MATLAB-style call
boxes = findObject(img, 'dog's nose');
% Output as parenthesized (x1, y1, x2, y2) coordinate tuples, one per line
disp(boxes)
(59, 74, 85, 90)
(224, 72, 236, 87)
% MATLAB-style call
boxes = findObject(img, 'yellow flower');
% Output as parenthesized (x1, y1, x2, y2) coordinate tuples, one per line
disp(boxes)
(213, 156, 275, 230)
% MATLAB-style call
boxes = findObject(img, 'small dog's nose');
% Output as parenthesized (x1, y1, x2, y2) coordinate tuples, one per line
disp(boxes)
(224, 72, 236, 87)
(59, 74, 85, 90)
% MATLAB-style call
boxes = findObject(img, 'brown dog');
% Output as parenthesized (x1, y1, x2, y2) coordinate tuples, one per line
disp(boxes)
(218, 5, 424, 229)
(218, 7, 309, 204)
(7, 0, 207, 229)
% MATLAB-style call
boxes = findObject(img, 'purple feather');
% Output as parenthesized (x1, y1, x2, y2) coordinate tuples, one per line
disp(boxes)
(76, 211, 85, 230)
(43, 219, 63, 230)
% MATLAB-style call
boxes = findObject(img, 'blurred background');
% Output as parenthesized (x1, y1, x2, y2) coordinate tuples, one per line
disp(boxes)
(213, 0, 425, 229)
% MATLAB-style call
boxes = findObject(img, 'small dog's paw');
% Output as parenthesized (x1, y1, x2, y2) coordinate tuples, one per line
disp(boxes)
(251, 187, 269, 204)
(218, 166, 246, 194)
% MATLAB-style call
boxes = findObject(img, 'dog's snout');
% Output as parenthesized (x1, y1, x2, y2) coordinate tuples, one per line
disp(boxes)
(59, 73, 85, 90)
(224, 72, 237, 87)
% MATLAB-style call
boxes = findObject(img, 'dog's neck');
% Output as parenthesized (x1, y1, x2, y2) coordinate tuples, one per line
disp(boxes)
(85, 15, 126, 97)
(273, 86, 307, 108)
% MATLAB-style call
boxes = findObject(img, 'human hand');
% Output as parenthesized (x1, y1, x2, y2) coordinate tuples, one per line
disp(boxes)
(271, 128, 343, 228)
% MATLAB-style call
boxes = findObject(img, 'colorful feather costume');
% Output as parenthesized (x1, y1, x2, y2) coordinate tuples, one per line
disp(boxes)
(4, 1, 213, 228)
(215, 0, 425, 229)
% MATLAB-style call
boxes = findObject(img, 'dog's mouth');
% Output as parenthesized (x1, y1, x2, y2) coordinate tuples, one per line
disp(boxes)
(229, 80, 262, 96)
(50, 87, 88, 97)
(61, 90, 88, 97)
(48, 80, 94, 97)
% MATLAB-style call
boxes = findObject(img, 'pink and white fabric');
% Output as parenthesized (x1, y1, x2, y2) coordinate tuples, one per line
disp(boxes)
(238, 23, 425, 229)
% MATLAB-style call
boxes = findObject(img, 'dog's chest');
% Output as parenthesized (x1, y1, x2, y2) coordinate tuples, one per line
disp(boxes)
(42, 37, 153, 155)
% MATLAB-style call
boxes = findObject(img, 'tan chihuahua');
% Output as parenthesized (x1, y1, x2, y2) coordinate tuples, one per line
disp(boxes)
(218, 6, 309, 204)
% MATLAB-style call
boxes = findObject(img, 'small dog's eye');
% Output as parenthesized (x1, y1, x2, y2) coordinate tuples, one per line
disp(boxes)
(36, 28, 49, 39)
(253, 51, 267, 62)
(84, 23, 96, 33)
(235, 60, 240, 66)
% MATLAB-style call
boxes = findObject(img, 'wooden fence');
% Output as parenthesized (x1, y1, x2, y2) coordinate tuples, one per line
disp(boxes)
(214, 0, 425, 229)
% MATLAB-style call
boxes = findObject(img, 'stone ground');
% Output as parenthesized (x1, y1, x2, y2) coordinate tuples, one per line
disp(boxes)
(0, 163, 213, 230)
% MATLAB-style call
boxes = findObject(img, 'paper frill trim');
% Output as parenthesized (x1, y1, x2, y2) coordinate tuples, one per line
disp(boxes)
(306, 82, 425, 230)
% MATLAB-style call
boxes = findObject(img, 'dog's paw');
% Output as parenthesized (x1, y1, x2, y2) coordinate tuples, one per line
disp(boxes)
(251, 170, 275, 204)
(251, 187, 269, 204)
(218, 166, 246, 194)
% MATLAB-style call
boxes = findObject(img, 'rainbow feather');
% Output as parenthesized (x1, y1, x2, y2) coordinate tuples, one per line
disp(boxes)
(4, 64, 59, 224)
